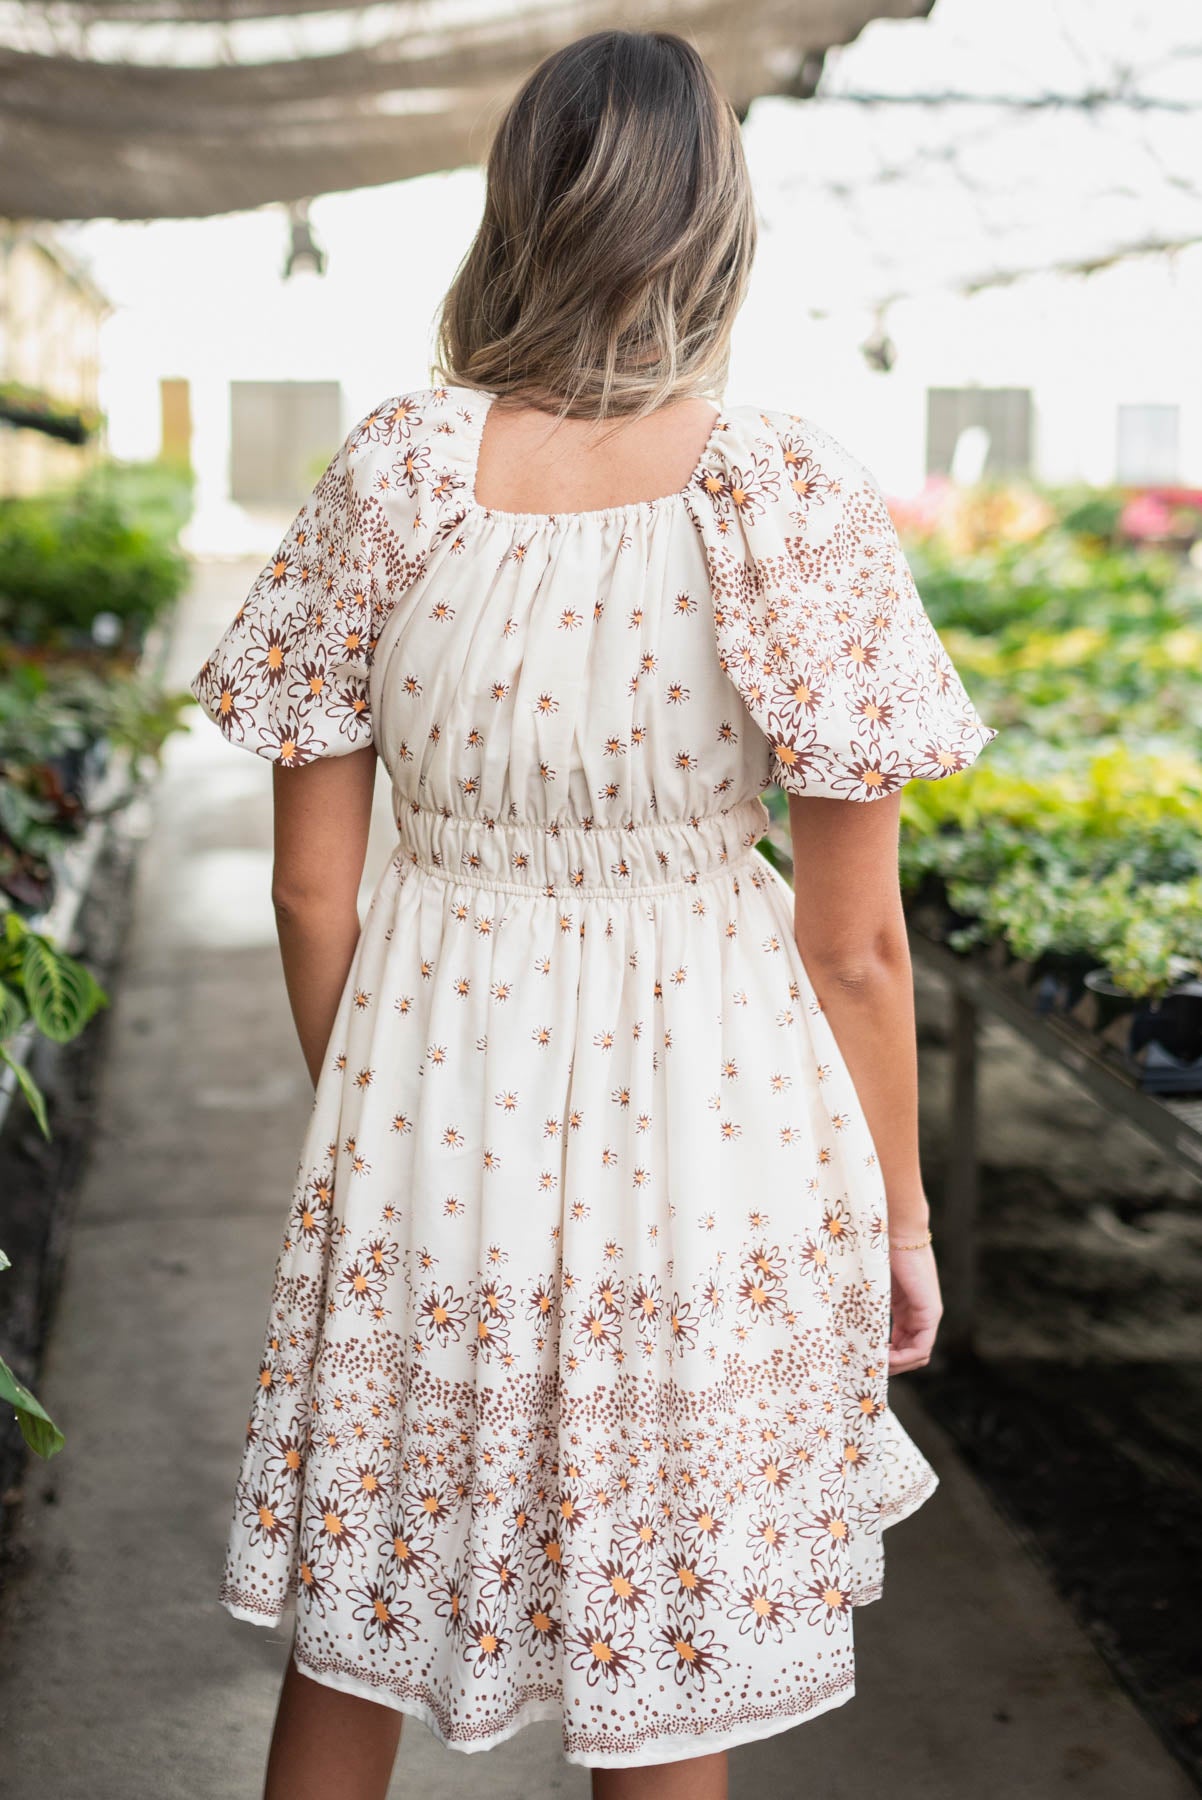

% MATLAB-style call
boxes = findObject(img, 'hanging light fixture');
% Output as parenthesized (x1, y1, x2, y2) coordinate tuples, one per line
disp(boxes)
(860, 305, 896, 372)
(283, 199, 326, 279)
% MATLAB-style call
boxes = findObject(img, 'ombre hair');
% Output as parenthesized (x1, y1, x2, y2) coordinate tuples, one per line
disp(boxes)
(433, 30, 756, 420)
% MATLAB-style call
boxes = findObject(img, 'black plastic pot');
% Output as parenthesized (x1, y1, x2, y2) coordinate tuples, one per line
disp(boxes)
(1030, 950, 1098, 1014)
(1126, 975, 1202, 1093)
(1081, 968, 1142, 1033)
(1129, 979, 1202, 1066)
(46, 745, 90, 807)
(906, 871, 949, 912)
(940, 903, 981, 945)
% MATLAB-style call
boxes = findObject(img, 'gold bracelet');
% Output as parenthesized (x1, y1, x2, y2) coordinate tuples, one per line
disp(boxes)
(889, 1228, 933, 1251)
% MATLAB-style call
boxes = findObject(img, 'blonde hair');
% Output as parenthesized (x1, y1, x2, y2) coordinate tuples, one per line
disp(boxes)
(433, 29, 756, 421)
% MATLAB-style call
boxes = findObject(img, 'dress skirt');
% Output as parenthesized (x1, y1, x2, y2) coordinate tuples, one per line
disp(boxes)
(217, 798, 937, 1765)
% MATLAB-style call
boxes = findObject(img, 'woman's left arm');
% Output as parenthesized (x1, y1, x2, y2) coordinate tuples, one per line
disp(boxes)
(270, 745, 378, 1088)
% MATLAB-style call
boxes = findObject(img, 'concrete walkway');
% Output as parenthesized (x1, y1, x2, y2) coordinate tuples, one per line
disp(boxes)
(0, 564, 1194, 1800)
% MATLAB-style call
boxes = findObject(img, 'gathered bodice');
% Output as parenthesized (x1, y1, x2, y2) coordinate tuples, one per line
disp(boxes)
(368, 482, 775, 839)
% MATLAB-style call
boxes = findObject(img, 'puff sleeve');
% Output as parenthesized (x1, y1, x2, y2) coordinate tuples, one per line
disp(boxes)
(189, 403, 397, 766)
(691, 407, 997, 801)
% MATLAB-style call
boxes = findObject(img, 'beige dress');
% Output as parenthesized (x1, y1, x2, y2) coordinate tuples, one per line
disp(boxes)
(189, 384, 995, 1767)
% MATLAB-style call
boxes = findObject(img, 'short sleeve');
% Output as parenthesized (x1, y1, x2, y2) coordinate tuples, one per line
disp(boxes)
(690, 407, 998, 801)
(189, 406, 390, 766)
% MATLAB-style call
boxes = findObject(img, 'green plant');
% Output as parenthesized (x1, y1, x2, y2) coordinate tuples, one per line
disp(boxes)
(0, 658, 194, 762)
(0, 379, 101, 447)
(942, 864, 1199, 993)
(0, 1248, 63, 1459)
(86, 457, 194, 545)
(1050, 485, 1127, 543)
(889, 477, 1202, 1001)
(0, 459, 192, 650)
(0, 661, 195, 908)
(0, 910, 107, 1465)
(0, 907, 108, 1135)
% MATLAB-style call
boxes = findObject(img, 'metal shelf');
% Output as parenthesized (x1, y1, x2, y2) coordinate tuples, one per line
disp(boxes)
(909, 928, 1202, 1353)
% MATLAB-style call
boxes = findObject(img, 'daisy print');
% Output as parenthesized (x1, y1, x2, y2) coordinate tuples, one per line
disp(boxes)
(189, 386, 992, 1766)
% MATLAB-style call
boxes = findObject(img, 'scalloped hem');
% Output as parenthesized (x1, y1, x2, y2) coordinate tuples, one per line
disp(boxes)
(289, 1641, 856, 1768)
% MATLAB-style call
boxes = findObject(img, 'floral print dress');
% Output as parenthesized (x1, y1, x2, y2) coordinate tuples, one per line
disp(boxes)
(189, 384, 995, 1767)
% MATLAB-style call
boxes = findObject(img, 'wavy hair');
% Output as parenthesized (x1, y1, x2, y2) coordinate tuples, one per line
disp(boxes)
(433, 30, 756, 420)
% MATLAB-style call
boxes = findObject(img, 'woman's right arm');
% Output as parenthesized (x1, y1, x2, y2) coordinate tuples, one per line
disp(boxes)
(786, 789, 942, 1373)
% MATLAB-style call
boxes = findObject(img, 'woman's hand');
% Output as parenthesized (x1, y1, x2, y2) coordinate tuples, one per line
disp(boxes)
(888, 1245, 942, 1374)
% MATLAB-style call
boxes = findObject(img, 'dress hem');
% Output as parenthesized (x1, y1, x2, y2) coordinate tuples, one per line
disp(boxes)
(849, 1463, 940, 1606)
(221, 1594, 290, 1631)
(288, 1637, 857, 1768)
(216, 1461, 939, 1763)
(218, 1589, 858, 1765)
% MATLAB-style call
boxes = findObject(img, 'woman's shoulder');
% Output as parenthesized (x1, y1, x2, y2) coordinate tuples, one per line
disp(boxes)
(355, 383, 488, 435)
(339, 384, 488, 465)
(693, 402, 888, 546)
(714, 402, 877, 493)
(329, 386, 491, 535)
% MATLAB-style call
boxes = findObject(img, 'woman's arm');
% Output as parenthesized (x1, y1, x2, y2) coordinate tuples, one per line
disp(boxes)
(786, 789, 941, 1372)
(270, 745, 378, 1089)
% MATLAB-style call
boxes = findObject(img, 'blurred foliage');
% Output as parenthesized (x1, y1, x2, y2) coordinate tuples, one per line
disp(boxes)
(887, 479, 1202, 999)
(0, 458, 193, 651)
(0, 901, 109, 1462)
(0, 458, 196, 914)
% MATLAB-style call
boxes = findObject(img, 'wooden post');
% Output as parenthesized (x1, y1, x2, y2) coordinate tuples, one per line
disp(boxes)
(160, 376, 192, 469)
(940, 987, 979, 1356)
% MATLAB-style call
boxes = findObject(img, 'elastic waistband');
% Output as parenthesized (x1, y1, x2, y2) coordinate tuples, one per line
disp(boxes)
(391, 796, 770, 896)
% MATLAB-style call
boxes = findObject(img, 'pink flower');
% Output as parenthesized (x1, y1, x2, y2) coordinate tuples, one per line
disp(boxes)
(1120, 493, 1174, 541)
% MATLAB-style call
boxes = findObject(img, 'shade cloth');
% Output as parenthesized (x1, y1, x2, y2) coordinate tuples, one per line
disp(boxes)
(0, 0, 929, 220)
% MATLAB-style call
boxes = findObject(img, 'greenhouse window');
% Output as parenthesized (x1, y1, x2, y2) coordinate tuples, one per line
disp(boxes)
(1116, 404, 1180, 485)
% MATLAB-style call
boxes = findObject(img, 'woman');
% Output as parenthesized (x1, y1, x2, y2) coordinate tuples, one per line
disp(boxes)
(190, 28, 995, 1799)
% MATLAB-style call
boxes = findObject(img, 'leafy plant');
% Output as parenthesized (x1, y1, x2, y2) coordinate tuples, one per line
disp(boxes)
(0, 458, 189, 1470)
(0, 659, 194, 910)
(0, 912, 106, 1465)
(0, 380, 101, 448)
(889, 478, 1202, 1001)
(0, 659, 194, 768)
(0, 459, 192, 651)
(0, 1248, 63, 1459)
(942, 864, 1202, 998)
(0, 907, 108, 1135)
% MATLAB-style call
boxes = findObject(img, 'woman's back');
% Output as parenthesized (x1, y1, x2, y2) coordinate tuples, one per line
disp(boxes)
(471, 392, 723, 516)
(368, 386, 766, 836)
(185, 24, 996, 1786)
(188, 380, 993, 1762)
